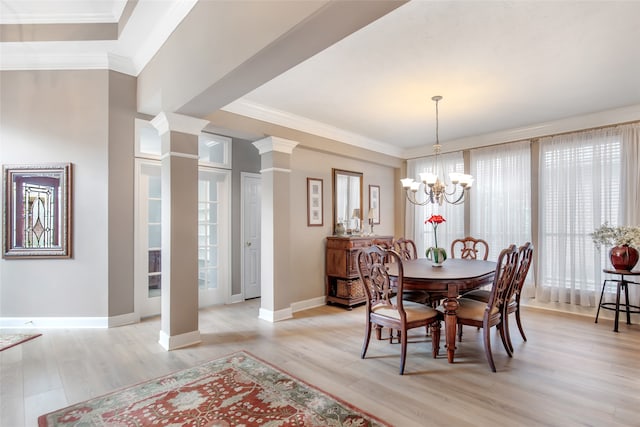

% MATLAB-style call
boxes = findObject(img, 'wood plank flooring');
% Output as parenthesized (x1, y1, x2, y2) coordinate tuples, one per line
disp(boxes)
(1, 300, 639, 427)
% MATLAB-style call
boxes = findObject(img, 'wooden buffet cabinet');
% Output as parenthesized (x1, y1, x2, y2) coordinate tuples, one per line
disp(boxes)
(325, 235, 393, 309)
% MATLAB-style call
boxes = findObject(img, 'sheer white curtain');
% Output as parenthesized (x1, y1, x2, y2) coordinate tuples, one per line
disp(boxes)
(536, 127, 626, 306)
(619, 124, 640, 306)
(470, 141, 532, 262)
(405, 153, 465, 258)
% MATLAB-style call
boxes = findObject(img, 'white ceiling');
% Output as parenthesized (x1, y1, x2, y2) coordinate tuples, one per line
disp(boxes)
(2, 1, 640, 158)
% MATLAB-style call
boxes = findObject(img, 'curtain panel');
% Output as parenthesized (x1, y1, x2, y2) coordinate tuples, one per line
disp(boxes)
(470, 140, 532, 262)
(536, 123, 640, 307)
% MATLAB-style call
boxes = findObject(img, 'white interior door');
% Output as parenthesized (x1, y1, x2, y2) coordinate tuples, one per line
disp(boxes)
(198, 167, 231, 306)
(135, 161, 232, 317)
(242, 173, 261, 299)
(134, 159, 162, 318)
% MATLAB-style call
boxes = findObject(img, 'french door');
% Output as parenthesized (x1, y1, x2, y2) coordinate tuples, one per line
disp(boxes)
(135, 159, 231, 318)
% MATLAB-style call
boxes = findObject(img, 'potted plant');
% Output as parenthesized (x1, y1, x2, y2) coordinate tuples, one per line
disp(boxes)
(591, 223, 640, 271)
(425, 214, 447, 267)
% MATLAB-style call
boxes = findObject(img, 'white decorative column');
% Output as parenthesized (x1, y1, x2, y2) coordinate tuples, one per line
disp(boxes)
(252, 136, 299, 322)
(151, 112, 208, 350)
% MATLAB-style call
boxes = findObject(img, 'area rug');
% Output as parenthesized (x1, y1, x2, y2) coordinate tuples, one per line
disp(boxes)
(0, 333, 42, 351)
(39, 350, 390, 427)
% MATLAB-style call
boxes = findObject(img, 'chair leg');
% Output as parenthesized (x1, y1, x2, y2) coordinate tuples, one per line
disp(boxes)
(614, 280, 622, 332)
(361, 321, 372, 359)
(457, 324, 463, 342)
(483, 322, 497, 372)
(515, 300, 527, 342)
(503, 310, 514, 354)
(399, 328, 408, 375)
(375, 324, 382, 341)
(595, 279, 608, 323)
(431, 321, 441, 358)
(499, 318, 513, 358)
(624, 281, 632, 325)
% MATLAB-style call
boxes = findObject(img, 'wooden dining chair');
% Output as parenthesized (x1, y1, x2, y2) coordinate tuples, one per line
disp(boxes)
(393, 238, 417, 261)
(357, 245, 442, 375)
(463, 242, 534, 353)
(438, 244, 519, 372)
(391, 238, 433, 306)
(451, 237, 490, 260)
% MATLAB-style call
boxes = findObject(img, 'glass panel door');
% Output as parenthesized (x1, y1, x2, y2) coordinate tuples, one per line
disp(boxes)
(135, 159, 162, 317)
(135, 147, 231, 317)
(198, 167, 231, 306)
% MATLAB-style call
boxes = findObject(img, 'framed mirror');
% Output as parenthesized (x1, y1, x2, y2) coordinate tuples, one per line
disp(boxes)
(332, 168, 363, 235)
(3, 163, 72, 258)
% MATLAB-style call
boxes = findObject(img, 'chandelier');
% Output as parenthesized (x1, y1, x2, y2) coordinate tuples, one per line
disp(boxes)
(401, 95, 474, 206)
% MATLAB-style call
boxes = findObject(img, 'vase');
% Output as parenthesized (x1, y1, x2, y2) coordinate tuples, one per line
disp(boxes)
(609, 245, 639, 271)
(425, 247, 447, 267)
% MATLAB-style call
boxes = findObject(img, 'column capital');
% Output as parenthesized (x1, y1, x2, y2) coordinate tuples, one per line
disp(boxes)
(151, 112, 209, 136)
(253, 136, 299, 155)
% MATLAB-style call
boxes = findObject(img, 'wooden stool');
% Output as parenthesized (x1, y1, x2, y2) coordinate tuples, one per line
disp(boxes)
(595, 269, 640, 332)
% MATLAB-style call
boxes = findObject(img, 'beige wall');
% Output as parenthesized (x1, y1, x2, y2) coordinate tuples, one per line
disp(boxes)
(108, 71, 137, 317)
(288, 146, 396, 304)
(1, 70, 112, 318)
(231, 139, 261, 296)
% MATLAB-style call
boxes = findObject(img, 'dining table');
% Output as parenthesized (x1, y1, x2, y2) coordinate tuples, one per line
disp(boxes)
(386, 258, 497, 363)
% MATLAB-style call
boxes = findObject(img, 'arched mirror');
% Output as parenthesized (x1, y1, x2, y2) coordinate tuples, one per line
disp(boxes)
(332, 169, 363, 235)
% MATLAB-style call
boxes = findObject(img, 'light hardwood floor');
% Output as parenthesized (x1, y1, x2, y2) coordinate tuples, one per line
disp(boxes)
(1, 300, 639, 427)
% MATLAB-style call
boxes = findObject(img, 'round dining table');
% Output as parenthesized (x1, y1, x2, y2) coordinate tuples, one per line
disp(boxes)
(386, 258, 497, 363)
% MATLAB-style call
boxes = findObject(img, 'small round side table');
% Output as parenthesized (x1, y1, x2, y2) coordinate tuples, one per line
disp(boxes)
(595, 269, 640, 332)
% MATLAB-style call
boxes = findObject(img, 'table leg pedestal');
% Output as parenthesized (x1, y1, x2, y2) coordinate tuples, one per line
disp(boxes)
(443, 284, 459, 363)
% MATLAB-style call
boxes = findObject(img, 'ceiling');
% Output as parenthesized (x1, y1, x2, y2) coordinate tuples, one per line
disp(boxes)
(2, 1, 640, 159)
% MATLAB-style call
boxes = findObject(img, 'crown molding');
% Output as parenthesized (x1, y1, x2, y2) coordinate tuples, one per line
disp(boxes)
(253, 136, 299, 155)
(151, 112, 209, 136)
(1, 50, 135, 75)
(108, 52, 136, 76)
(0, 0, 196, 76)
(0, 0, 127, 24)
(0, 50, 110, 71)
(222, 98, 404, 158)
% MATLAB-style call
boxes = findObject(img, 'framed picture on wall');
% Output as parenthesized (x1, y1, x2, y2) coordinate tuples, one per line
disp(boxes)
(307, 178, 323, 226)
(3, 163, 73, 258)
(369, 184, 380, 224)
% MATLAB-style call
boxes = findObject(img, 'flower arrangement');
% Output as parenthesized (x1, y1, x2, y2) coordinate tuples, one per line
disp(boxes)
(425, 214, 446, 248)
(425, 214, 447, 265)
(591, 223, 640, 248)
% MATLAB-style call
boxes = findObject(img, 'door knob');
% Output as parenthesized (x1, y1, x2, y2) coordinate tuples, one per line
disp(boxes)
(246, 242, 252, 247)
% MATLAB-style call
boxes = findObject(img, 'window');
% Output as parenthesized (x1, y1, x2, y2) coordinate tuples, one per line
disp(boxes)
(470, 141, 531, 261)
(537, 130, 621, 305)
(199, 133, 231, 168)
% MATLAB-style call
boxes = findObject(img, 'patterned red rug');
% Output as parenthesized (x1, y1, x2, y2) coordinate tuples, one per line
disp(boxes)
(0, 333, 42, 351)
(39, 350, 390, 427)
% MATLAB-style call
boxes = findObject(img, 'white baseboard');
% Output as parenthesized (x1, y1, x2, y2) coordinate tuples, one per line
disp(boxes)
(229, 293, 245, 304)
(0, 317, 109, 329)
(108, 312, 139, 328)
(258, 296, 326, 322)
(291, 296, 326, 313)
(158, 330, 201, 351)
(258, 306, 293, 323)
